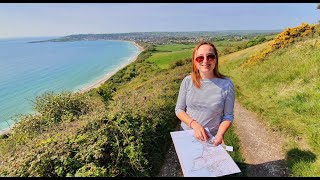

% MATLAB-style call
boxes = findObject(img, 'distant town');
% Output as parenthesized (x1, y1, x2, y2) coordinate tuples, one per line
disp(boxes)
(29, 30, 281, 45)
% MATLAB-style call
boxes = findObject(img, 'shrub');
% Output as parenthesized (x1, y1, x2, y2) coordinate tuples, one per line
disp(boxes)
(169, 58, 191, 69)
(74, 163, 107, 177)
(33, 91, 92, 124)
(246, 36, 267, 48)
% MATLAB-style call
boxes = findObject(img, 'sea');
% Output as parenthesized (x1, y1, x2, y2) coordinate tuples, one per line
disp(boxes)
(0, 36, 141, 131)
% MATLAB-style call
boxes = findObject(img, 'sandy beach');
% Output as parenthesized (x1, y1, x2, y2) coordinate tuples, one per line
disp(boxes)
(79, 41, 144, 93)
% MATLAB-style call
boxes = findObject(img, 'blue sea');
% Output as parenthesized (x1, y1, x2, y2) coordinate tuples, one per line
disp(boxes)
(0, 37, 141, 131)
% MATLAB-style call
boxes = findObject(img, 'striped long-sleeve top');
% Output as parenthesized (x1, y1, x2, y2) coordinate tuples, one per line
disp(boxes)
(175, 75, 235, 136)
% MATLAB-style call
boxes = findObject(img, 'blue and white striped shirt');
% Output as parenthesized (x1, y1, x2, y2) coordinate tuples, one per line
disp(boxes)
(175, 75, 235, 135)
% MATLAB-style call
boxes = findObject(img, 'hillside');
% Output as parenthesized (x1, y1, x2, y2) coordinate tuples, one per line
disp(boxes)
(0, 23, 319, 177)
(220, 23, 320, 176)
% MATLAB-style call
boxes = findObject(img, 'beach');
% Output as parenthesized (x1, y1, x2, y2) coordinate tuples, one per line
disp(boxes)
(79, 41, 144, 93)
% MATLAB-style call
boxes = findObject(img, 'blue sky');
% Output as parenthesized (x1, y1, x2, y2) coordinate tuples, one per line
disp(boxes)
(0, 3, 319, 38)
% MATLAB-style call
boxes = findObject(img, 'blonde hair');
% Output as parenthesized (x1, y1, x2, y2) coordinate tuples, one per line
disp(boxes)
(191, 41, 226, 88)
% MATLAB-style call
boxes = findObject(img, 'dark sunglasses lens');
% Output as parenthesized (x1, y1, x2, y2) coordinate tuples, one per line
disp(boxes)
(195, 56, 204, 63)
(207, 54, 216, 60)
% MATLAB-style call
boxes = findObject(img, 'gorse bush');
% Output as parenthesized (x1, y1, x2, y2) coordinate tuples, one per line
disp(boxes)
(269, 23, 316, 49)
(242, 23, 318, 67)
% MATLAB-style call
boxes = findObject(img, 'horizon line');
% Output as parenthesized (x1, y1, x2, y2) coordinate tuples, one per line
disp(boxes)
(0, 29, 283, 39)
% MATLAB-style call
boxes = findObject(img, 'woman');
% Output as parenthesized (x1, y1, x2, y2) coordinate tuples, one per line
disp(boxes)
(175, 41, 235, 146)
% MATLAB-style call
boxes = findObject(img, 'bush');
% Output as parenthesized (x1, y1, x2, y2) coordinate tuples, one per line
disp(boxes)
(169, 58, 191, 69)
(246, 36, 267, 48)
(33, 91, 92, 124)
(270, 23, 316, 49)
(0, 134, 9, 139)
(74, 163, 107, 177)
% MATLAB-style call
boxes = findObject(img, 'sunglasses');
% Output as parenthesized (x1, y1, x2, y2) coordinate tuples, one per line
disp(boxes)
(195, 54, 216, 63)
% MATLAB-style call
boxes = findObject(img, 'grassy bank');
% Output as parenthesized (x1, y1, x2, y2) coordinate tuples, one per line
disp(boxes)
(220, 24, 320, 176)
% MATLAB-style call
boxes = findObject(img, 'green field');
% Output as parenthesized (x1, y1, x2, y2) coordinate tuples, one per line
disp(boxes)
(146, 49, 193, 69)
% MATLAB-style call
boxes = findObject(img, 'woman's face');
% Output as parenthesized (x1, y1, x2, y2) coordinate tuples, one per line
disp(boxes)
(195, 44, 216, 76)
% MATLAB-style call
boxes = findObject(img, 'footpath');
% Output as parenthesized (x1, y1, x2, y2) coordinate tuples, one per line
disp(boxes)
(157, 101, 289, 177)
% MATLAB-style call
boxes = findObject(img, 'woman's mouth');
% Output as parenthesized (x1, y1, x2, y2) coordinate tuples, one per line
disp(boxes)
(200, 64, 211, 67)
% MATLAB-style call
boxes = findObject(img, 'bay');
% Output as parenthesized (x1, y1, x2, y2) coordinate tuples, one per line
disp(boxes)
(0, 37, 140, 130)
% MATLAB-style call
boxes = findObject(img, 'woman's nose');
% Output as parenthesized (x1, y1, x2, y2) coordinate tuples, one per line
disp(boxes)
(203, 57, 209, 63)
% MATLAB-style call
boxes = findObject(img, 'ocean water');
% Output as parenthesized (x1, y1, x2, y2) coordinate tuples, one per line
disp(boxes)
(0, 37, 140, 131)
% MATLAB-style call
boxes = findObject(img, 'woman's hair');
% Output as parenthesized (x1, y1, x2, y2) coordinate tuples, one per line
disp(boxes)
(191, 41, 226, 88)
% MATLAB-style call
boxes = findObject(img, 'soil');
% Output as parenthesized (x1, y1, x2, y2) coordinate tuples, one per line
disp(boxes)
(156, 101, 290, 177)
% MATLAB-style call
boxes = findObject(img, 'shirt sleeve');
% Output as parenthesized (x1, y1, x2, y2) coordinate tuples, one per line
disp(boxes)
(222, 80, 235, 122)
(175, 76, 188, 116)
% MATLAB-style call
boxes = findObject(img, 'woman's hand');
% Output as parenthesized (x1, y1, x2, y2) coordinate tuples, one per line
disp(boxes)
(191, 121, 209, 141)
(213, 134, 224, 146)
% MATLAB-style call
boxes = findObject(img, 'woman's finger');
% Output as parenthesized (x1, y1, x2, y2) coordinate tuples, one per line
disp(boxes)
(201, 130, 207, 141)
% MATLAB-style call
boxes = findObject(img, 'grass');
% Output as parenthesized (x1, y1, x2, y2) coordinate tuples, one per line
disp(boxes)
(220, 37, 320, 176)
(146, 49, 193, 69)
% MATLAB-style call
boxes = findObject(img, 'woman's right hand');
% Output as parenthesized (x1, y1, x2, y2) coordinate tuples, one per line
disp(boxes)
(191, 121, 209, 141)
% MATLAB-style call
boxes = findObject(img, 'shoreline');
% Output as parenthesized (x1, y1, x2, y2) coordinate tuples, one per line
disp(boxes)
(0, 128, 10, 136)
(78, 41, 144, 93)
(0, 40, 145, 135)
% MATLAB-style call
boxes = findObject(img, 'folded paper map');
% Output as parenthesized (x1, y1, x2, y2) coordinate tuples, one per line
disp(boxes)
(170, 129, 241, 177)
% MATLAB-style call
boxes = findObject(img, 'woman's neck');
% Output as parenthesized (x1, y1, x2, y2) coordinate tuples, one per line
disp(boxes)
(200, 72, 215, 79)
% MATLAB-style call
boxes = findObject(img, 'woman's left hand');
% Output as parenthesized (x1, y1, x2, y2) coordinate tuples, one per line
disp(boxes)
(213, 134, 223, 146)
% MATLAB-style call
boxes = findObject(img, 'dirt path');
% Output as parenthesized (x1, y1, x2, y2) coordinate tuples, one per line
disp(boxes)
(157, 101, 290, 177)
(233, 101, 289, 177)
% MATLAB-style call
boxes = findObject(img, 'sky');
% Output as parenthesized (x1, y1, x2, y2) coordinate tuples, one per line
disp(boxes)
(0, 3, 319, 38)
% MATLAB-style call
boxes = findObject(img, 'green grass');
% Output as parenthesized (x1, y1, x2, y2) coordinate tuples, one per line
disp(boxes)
(146, 49, 193, 69)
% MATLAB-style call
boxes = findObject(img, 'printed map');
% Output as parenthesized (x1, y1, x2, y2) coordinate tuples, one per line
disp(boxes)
(170, 129, 241, 177)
